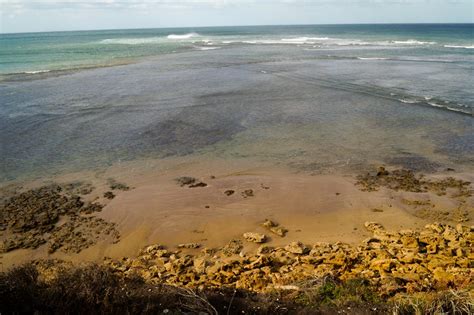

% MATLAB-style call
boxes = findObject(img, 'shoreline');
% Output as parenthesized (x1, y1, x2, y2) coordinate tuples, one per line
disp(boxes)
(1, 156, 472, 269)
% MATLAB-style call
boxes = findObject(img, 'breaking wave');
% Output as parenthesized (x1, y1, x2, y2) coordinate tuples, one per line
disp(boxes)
(100, 37, 163, 45)
(167, 33, 199, 40)
(444, 45, 474, 49)
(390, 39, 436, 45)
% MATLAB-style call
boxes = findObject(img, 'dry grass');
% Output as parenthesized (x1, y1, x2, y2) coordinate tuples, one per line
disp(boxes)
(392, 289, 473, 315)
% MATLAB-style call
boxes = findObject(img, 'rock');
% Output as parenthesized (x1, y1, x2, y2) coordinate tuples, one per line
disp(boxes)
(377, 167, 389, 176)
(425, 223, 444, 234)
(107, 178, 130, 191)
(261, 219, 287, 237)
(262, 219, 277, 228)
(178, 243, 201, 249)
(243, 232, 266, 243)
(175, 177, 197, 186)
(400, 234, 419, 249)
(189, 182, 207, 188)
(103, 191, 115, 199)
(364, 222, 385, 232)
(193, 257, 207, 273)
(241, 189, 254, 197)
(270, 226, 288, 237)
(256, 245, 273, 255)
(0, 185, 114, 254)
(285, 242, 308, 255)
(222, 239, 243, 256)
(224, 190, 235, 196)
(175, 177, 207, 188)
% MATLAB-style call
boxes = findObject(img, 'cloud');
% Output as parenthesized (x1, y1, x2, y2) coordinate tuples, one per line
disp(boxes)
(1, 0, 469, 12)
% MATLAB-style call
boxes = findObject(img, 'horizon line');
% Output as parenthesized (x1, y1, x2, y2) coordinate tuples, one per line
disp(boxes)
(2, 22, 473, 35)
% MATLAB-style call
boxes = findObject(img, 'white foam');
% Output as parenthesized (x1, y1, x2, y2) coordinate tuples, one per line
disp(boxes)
(24, 70, 51, 74)
(335, 40, 371, 46)
(391, 39, 436, 45)
(167, 33, 199, 40)
(399, 58, 454, 63)
(427, 102, 444, 108)
(446, 106, 469, 113)
(196, 46, 221, 51)
(357, 57, 388, 60)
(444, 45, 474, 49)
(281, 37, 330, 42)
(400, 99, 419, 104)
(100, 37, 163, 45)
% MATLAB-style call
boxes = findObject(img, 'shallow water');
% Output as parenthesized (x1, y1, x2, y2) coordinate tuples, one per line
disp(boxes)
(1, 41, 473, 182)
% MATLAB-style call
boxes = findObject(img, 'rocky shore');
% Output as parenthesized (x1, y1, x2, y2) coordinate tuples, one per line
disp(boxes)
(1, 221, 472, 314)
(104, 221, 473, 296)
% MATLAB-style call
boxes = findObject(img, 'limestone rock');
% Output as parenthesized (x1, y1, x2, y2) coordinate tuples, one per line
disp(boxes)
(257, 245, 273, 255)
(364, 222, 385, 232)
(270, 226, 288, 237)
(222, 239, 243, 256)
(243, 232, 266, 243)
(285, 242, 308, 255)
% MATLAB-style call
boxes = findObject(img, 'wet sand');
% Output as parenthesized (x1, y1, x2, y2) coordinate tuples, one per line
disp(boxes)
(2, 156, 472, 269)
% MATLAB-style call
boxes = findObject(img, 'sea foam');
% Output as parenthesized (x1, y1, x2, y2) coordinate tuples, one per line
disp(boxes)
(195, 46, 221, 51)
(444, 45, 474, 49)
(167, 33, 199, 39)
(24, 70, 51, 74)
(391, 39, 436, 45)
(100, 37, 163, 45)
(357, 57, 389, 60)
(281, 37, 330, 42)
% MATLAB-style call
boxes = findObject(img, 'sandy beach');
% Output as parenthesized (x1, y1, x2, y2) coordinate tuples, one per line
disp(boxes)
(2, 155, 472, 270)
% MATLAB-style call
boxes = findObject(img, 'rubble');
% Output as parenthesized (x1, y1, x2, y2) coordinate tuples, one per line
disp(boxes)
(103, 222, 472, 296)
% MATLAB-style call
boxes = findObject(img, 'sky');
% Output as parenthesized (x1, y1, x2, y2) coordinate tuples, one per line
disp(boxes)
(1, 0, 473, 33)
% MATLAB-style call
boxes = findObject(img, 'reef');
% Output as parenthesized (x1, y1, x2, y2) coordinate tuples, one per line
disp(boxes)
(0, 183, 119, 253)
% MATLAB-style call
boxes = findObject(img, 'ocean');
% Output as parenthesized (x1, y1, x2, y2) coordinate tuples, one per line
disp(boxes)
(0, 24, 473, 181)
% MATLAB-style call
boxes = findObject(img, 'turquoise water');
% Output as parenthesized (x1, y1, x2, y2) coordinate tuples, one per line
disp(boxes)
(1, 24, 473, 75)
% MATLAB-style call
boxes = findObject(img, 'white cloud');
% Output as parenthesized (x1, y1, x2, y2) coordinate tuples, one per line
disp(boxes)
(1, 0, 469, 12)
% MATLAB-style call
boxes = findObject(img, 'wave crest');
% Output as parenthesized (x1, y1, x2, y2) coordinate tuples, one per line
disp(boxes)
(444, 45, 474, 49)
(100, 37, 163, 45)
(167, 33, 199, 39)
(391, 39, 436, 45)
